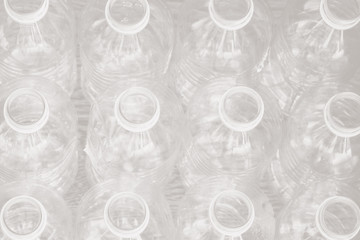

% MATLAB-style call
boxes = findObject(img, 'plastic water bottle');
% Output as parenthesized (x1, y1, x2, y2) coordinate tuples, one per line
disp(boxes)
(169, 0, 272, 107)
(0, 76, 78, 193)
(85, 79, 187, 184)
(277, 179, 360, 240)
(76, 176, 174, 239)
(281, 82, 360, 187)
(260, 77, 360, 216)
(176, 176, 275, 240)
(178, 76, 283, 187)
(0, 181, 73, 239)
(0, 0, 77, 95)
(264, 0, 360, 113)
(80, 0, 174, 101)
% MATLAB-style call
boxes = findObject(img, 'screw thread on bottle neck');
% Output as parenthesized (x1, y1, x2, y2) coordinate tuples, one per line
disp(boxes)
(209, 190, 255, 237)
(320, 0, 360, 30)
(4, 88, 49, 134)
(114, 87, 160, 133)
(316, 196, 360, 240)
(104, 192, 150, 239)
(105, 0, 150, 34)
(219, 86, 264, 132)
(0, 195, 47, 240)
(324, 92, 360, 138)
(4, 0, 49, 24)
(209, 0, 254, 31)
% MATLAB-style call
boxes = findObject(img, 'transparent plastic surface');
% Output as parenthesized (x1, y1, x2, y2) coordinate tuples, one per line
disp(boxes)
(169, 0, 272, 107)
(264, 0, 360, 113)
(176, 176, 275, 240)
(80, 0, 174, 101)
(0, 77, 78, 193)
(71, 0, 89, 14)
(281, 82, 360, 186)
(85, 79, 187, 184)
(76, 176, 174, 240)
(260, 153, 298, 217)
(0, 181, 72, 240)
(277, 179, 360, 240)
(178, 77, 283, 187)
(0, 0, 77, 94)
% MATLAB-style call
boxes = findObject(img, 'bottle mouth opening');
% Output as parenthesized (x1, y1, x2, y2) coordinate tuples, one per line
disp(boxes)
(219, 86, 264, 132)
(4, 88, 49, 134)
(4, 0, 49, 24)
(316, 196, 360, 240)
(0, 196, 47, 240)
(208, 0, 254, 31)
(105, 0, 150, 35)
(104, 192, 150, 238)
(324, 92, 360, 138)
(320, 0, 360, 30)
(209, 190, 255, 236)
(114, 87, 160, 133)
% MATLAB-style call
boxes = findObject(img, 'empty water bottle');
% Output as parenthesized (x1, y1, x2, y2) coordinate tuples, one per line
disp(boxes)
(177, 176, 275, 240)
(264, 0, 360, 113)
(0, 76, 78, 193)
(0, 181, 72, 239)
(178, 77, 283, 187)
(80, 0, 174, 101)
(281, 83, 360, 186)
(76, 177, 174, 239)
(277, 179, 360, 240)
(169, 0, 272, 107)
(85, 79, 187, 184)
(0, 0, 77, 94)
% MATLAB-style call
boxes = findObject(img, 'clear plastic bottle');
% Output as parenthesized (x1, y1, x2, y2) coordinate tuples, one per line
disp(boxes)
(0, 76, 78, 194)
(281, 82, 360, 186)
(85, 79, 187, 184)
(277, 179, 360, 240)
(76, 176, 174, 239)
(0, 181, 73, 239)
(264, 0, 360, 113)
(169, 0, 272, 107)
(176, 176, 275, 240)
(178, 77, 283, 187)
(80, 0, 174, 101)
(0, 0, 77, 95)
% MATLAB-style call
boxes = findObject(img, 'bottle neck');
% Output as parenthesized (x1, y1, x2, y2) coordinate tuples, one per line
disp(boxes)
(104, 192, 150, 238)
(324, 92, 360, 138)
(4, 88, 50, 134)
(208, 0, 254, 31)
(209, 190, 255, 237)
(316, 196, 360, 240)
(114, 87, 160, 133)
(105, 0, 150, 35)
(0, 195, 47, 240)
(320, 0, 360, 30)
(219, 86, 264, 132)
(4, 0, 49, 24)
